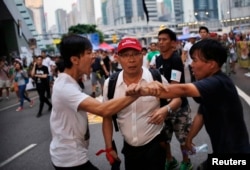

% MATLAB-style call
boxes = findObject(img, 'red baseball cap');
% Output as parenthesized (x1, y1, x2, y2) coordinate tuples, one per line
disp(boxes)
(210, 32, 217, 37)
(117, 38, 142, 53)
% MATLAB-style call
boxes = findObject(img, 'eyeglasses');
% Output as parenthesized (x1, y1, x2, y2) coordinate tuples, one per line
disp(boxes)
(118, 52, 142, 59)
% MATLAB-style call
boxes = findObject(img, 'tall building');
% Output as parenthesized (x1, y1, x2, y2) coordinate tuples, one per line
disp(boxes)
(220, 0, 250, 19)
(106, 0, 115, 25)
(143, 0, 158, 21)
(193, 0, 219, 21)
(183, 0, 195, 22)
(55, 9, 67, 34)
(101, 0, 108, 25)
(103, 0, 157, 25)
(77, 0, 96, 24)
(69, 3, 78, 26)
(160, 0, 173, 21)
(44, 12, 48, 32)
(161, 0, 183, 23)
(173, 0, 184, 23)
(219, 0, 250, 29)
(25, 0, 46, 36)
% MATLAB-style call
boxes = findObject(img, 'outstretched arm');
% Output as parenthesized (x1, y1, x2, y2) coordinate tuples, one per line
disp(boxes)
(78, 95, 138, 117)
(126, 81, 200, 98)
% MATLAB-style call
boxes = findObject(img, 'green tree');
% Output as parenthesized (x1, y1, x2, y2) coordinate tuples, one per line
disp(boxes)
(44, 45, 55, 54)
(68, 24, 104, 43)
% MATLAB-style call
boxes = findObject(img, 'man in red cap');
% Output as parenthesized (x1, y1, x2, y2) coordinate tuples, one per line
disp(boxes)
(102, 37, 181, 170)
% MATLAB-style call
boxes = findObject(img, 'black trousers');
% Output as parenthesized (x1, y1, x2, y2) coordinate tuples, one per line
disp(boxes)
(46, 76, 51, 98)
(53, 161, 98, 170)
(36, 84, 52, 114)
(122, 131, 166, 170)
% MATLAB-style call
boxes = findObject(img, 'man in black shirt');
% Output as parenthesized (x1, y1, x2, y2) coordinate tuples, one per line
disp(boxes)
(102, 50, 111, 79)
(127, 39, 250, 169)
(155, 28, 192, 170)
(31, 56, 52, 117)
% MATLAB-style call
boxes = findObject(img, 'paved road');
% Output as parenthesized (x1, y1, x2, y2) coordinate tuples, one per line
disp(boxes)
(0, 65, 249, 170)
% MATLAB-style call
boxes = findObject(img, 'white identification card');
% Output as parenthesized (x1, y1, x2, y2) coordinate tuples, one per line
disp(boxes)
(171, 69, 182, 82)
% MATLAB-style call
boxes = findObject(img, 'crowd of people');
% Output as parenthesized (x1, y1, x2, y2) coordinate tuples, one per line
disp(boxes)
(0, 51, 59, 117)
(48, 27, 249, 170)
(1, 26, 250, 170)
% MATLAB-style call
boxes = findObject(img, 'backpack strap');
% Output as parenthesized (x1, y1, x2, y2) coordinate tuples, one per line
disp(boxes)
(149, 68, 168, 107)
(107, 71, 121, 132)
(107, 69, 167, 132)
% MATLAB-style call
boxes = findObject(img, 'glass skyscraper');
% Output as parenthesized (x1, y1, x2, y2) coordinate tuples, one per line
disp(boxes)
(194, 0, 219, 21)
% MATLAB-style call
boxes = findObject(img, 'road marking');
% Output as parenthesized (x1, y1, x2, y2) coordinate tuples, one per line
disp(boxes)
(88, 113, 103, 124)
(236, 86, 250, 106)
(0, 144, 37, 168)
(0, 96, 38, 112)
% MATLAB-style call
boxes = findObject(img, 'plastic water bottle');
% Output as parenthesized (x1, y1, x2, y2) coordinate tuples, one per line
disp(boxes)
(183, 143, 208, 155)
(194, 143, 208, 153)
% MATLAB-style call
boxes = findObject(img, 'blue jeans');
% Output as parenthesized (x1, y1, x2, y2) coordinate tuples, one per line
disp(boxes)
(18, 84, 31, 107)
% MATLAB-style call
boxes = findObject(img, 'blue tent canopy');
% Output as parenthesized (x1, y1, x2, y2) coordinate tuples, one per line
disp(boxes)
(178, 33, 199, 41)
(92, 43, 99, 50)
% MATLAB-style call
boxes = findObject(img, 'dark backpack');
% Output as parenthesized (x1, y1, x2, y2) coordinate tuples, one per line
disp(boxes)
(107, 69, 167, 132)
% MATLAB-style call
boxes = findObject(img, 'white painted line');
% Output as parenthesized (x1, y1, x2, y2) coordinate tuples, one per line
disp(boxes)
(0, 96, 38, 112)
(236, 86, 250, 106)
(0, 144, 37, 168)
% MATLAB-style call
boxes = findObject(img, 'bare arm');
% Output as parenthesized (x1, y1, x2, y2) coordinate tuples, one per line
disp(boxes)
(185, 113, 204, 151)
(102, 117, 114, 149)
(31, 63, 48, 79)
(78, 95, 138, 117)
(126, 81, 200, 98)
(160, 83, 200, 98)
(30, 63, 36, 77)
(181, 50, 187, 64)
(148, 97, 182, 124)
(101, 61, 109, 76)
(102, 116, 120, 162)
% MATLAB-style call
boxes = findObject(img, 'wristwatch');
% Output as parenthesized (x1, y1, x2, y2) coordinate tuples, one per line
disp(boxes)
(166, 105, 172, 114)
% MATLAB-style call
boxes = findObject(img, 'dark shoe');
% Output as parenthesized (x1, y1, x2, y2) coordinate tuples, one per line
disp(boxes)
(231, 70, 236, 74)
(47, 94, 51, 99)
(36, 113, 42, 118)
(48, 105, 52, 111)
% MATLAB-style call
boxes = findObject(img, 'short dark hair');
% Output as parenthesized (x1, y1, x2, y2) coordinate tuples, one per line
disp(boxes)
(190, 39, 227, 67)
(142, 47, 148, 52)
(199, 26, 209, 33)
(36, 55, 43, 60)
(59, 34, 92, 68)
(158, 28, 177, 41)
(56, 58, 65, 73)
